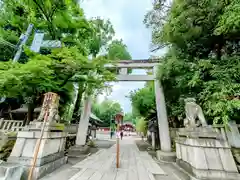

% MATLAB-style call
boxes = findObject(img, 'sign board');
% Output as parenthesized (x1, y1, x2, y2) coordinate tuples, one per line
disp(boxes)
(30, 33, 44, 52)
(41, 40, 61, 48)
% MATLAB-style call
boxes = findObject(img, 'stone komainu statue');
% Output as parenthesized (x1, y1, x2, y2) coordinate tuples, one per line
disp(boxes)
(37, 92, 60, 123)
(183, 98, 208, 127)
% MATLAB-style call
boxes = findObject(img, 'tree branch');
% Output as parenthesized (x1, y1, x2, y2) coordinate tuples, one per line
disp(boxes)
(32, 0, 56, 39)
(60, 73, 75, 87)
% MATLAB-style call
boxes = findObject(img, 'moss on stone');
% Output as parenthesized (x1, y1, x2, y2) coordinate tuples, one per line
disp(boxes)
(6, 131, 17, 137)
(54, 123, 65, 131)
(0, 139, 16, 161)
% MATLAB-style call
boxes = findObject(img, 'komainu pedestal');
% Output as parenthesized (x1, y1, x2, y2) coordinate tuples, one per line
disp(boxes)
(175, 127, 240, 180)
(8, 129, 67, 179)
(7, 93, 67, 179)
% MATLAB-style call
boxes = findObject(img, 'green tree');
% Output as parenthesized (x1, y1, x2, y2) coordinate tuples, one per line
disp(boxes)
(107, 40, 132, 60)
(0, 0, 119, 124)
(145, 0, 240, 125)
(71, 18, 116, 121)
(0, 47, 115, 124)
(92, 100, 123, 126)
(0, 0, 92, 61)
(88, 18, 115, 57)
(0, 0, 31, 61)
(123, 113, 133, 122)
(135, 117, 147, 136)
(129, 81, 156, 120)
(0, 54, 58, 125)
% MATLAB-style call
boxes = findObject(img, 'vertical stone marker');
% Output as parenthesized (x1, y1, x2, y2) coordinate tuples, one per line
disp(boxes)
(8, 92, 67, 180)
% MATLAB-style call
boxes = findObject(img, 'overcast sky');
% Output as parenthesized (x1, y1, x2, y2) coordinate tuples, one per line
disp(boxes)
(82, 0, 153, 113)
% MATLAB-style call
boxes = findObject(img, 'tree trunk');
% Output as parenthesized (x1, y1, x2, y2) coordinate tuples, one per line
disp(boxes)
(25, 103, 34, 126)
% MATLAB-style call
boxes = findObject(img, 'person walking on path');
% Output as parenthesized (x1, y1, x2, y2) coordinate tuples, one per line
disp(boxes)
(120, 131, 123, 140)
(110, 131, 114, 139)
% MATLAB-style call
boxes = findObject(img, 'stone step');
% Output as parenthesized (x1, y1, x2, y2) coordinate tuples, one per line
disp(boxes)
(0, 162, 23, 180)
(155, 161, 191, 180)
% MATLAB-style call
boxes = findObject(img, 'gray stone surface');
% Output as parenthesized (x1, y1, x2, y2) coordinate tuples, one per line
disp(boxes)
(95, 140, 115, 149)
(151, 132, 156, 150)
(177, 159, 240, 180)
(42, 137, 169, 180)
(70, 137, 166, 180)
(226, 121, 240, 148)
(21, 156, 67, 180)
(0, 163, 23, 180)
(154, 66, 171, 153)
(177, 127, 223, 139)
(7, 128, 67, 180)
(41, 135, 206, 180)
(183, 98, 207, 128)
(116, 74, 154, 81)
(154, 160, 191, 180)
(68, 145, 90, 157)
(8, 152, 65, 166)
(40, 166, 80, 180)
(76, 96, 92, 146)
(156, 150, 176, 162)
(175, 127, 240, 179)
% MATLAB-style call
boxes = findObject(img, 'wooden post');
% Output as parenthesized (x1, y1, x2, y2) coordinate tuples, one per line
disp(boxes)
(116, 123, 120, 168)
(115, 112, 123, 168)
(28, 92, 58, 180)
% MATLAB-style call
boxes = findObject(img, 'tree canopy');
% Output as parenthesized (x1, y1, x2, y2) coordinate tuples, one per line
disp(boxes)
(107, 40, 132, 60)
(144, 0, 240, 125)
(129, 82, 156, 120)
(0, 0, 132, 124)
(92, 99, 123, 126)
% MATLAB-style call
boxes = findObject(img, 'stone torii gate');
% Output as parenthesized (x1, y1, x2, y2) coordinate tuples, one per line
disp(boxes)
(76, 59, 172, 153)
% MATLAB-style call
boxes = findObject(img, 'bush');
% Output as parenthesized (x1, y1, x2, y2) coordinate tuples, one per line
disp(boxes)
(87, 140, 96, 148)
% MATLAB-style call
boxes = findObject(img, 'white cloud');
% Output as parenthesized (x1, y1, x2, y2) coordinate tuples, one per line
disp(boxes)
(81, 0, 153, 112)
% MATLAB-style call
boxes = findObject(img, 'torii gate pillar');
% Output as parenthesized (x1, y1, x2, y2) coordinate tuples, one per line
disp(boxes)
(154, 66, 172, 152)
(76, 96, 92, 146)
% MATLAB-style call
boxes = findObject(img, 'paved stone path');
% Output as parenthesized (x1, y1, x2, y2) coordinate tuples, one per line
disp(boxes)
(69, 137, 166, 180)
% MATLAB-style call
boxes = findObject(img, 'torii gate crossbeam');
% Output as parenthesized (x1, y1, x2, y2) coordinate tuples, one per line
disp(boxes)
(76, 59, 172, 153)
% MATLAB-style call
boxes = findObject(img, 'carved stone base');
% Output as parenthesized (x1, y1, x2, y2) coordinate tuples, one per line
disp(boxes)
(7, 129, 67, 180)
(0, 162, 23, 180)
(177, 159, 240, 180)
(175, 127, 240, 179)
(23, 121, 64, 132)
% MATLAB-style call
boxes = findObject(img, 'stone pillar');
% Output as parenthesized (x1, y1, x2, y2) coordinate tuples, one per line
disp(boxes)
(91, 129, 96, 139)
(76, 96, 92, 146)
(119, 68, 128, 75)
(154, 66, 171, 152)
(151, 132, 156, 150)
